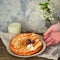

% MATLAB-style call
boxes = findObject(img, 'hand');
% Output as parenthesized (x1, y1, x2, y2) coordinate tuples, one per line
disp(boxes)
(43, 23, 60, 46)
(44, 32, 60, 46)
(44, 23, 60, 36)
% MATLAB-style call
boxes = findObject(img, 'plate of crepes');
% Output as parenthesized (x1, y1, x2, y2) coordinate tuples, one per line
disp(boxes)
(7, 33, 46, 58)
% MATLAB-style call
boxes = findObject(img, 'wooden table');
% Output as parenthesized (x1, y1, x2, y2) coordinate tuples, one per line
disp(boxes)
(0, 38, 59, 60)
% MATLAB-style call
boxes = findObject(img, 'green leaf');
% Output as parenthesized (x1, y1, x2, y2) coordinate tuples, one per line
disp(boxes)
(39, 3, 44, 6)
(46, 8, 51, 13)
(39, 2, 49, 6)
(44, 2, 49, 6)
(47, 0, 50, 2)
(45, 17, 49, 22)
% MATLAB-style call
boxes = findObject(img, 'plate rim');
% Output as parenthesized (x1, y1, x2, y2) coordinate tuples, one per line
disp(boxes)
(7, 38, 46, 58)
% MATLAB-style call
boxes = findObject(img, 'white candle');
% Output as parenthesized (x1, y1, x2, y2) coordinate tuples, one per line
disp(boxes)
(8, 23, 21, 34)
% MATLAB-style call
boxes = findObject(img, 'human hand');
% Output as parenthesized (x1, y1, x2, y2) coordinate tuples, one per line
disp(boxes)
(44, 32, 60, 46)
(43, 23, 60, 46)
(44, 23, 60, 36)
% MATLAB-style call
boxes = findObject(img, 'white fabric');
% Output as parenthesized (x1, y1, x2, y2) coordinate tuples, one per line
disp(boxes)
(0, 32, 59, 60)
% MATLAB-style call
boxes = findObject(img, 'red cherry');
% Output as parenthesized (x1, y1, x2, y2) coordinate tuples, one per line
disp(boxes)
(31, 40, 35, 44)
(26, 39, 31, 44)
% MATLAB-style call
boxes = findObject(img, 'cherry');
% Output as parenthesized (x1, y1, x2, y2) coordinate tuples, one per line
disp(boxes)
(31, 40, 35, 44)
(26, 39, 31, 44)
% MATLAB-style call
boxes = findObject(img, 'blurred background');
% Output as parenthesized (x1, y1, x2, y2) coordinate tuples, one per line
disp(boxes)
(0, 0, 60, 33)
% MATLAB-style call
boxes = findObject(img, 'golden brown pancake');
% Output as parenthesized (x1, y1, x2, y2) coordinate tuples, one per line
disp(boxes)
(9, 33, 43, 56)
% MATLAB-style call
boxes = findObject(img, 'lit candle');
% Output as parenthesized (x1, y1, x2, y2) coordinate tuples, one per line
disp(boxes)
(8, 23, 21, 34)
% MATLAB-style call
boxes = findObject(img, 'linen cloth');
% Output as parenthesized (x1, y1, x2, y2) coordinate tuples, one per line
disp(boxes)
(0, 32, 60, 60)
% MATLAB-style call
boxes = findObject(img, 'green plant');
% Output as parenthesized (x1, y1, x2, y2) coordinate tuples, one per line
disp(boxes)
(39, 0, 54, 24)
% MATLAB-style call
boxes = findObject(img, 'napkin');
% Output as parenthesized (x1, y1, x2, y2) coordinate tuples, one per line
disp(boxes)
(0, 32, 60, 60)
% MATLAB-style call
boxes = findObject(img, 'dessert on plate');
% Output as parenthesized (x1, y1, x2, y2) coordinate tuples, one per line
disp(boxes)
(9, 33, 43, 56)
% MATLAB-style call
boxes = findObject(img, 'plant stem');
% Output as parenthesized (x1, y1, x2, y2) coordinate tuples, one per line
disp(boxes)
(48, 19, 52, 25)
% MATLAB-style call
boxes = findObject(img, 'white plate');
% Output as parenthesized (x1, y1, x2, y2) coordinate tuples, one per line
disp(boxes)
(6, 39, 46, 58)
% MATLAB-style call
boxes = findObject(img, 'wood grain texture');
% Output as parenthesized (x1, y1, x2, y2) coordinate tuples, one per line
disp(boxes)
(0, 38, 59, 60)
